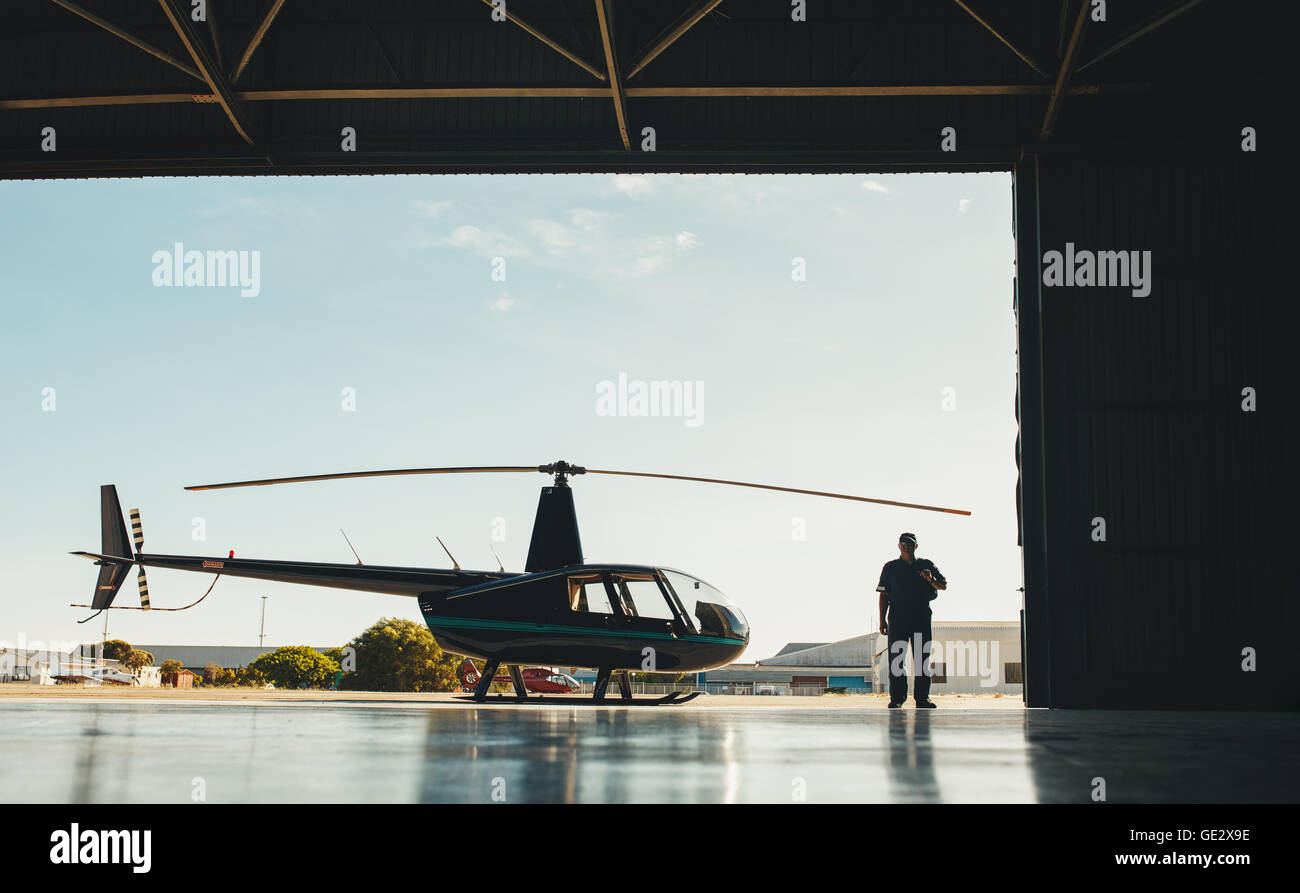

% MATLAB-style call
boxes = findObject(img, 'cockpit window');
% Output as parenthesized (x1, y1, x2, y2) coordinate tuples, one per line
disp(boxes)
(568, 573, 614, 614)
(612, 574, 676, 621)
(660, 570, 749, 640)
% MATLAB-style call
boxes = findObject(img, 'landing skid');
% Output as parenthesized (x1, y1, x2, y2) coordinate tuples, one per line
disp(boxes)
(454, 691, 702, 707)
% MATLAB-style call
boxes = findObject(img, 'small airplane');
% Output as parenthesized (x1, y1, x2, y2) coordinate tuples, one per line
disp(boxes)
(72, 460, 969, 703)
(55, 666, 137, 686)
(457, 659, 580, 695)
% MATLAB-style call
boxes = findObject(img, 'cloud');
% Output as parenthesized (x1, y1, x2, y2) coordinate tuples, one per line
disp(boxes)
(611, 174, 656, 198)
(860, 178, 890, 194)
(486, 292, 517, 312)
(568, 208, 607, 229)
(428, 205, 688, 281)
(428, 224, 529, 258)
(412, 199, 454, 218)
(958, 198, 972, 213)
(527, 218, 581, 257)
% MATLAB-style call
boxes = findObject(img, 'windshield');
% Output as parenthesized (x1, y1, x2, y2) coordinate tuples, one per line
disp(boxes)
(660, 570, 749, 640)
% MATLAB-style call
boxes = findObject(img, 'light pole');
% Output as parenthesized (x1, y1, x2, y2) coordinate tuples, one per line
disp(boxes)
(259, 596, 268, 649)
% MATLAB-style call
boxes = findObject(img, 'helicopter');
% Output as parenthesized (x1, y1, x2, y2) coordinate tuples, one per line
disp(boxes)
(72, 461, 970, 704)
(457, 659, 581, 695)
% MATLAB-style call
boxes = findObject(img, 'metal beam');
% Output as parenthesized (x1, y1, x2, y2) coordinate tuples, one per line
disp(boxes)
(46, 0, 203, 81)
(627, 0, 723, 79)
(1056, 0, 1073, 59)
(158, 0, 257, 145)
(359, 6, 404, 83)
(478, 0, 606, 81)
(206, 0, 224, 72)
(594, 0, 630, 150)
(1076, 0, 1209, 73)
(845, 3, 905, 82)
(951, 0, 1049, 79)
(0, 83, 1139, 111)
(1039, 0, 1090, 141)
(229, 0, 287, 83)
(625, 84, 1111, 97)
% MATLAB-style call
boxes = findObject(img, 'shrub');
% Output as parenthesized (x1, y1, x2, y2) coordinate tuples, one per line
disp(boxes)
(247, 646, 339, 690)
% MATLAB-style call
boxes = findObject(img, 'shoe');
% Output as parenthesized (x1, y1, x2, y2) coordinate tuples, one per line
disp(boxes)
(914, 699, 937, 708)
(887, 701, 902, 708)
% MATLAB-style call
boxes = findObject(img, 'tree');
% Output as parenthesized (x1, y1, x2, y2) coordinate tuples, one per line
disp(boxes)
(160, 659, 183, 676)
(247, 646, 339, 690)
(121, 649, 153, 673)
(634, 671, 689, 684)
(204, 662, 220, 685)
(341, 618, 459, 692)
(101, 639, 132, 662)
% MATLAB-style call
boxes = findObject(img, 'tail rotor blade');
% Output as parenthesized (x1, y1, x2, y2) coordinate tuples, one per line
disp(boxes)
(129, 508, 144, 552)
(137, 566, 151, 611)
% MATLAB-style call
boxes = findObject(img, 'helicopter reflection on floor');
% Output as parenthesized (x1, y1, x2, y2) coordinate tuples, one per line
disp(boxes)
(9, 701, 1295, 803)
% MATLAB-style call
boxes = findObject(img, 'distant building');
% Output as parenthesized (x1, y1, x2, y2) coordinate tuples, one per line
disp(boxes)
(132, 645, 332, 673)
(1, 646, 100, 680)
(699, 621, 1024, 696)
(0, 646, 161, 687)
(162, 668, 196, 689)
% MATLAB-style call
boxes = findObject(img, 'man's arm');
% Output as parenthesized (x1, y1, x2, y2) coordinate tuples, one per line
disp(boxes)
(876, 564, 890, 633)
(919, 562, 947, 592)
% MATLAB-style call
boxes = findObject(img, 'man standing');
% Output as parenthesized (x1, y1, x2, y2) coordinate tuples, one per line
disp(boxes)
(877, 532, 947, 708)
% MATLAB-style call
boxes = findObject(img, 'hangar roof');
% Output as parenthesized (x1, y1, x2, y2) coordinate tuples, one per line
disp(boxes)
(0, 0, 1281, 178)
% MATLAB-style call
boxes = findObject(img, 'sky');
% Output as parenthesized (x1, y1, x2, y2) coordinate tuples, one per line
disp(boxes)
(0, 171, 1019, 662)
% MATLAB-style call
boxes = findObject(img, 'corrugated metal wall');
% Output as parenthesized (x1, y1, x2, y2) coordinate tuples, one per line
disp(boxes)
(1018, 152, 1295, 708)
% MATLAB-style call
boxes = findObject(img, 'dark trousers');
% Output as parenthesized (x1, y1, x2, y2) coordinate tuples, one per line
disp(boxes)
(887, 618, 933, 703)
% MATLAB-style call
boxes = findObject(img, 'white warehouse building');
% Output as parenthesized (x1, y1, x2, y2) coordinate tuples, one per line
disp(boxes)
(700, 621, 1024, 696)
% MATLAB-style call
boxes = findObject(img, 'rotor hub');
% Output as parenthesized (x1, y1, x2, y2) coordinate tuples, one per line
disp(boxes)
(538, 460, 586, 487)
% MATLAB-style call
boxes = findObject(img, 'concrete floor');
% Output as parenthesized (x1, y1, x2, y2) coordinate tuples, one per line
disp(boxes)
(1, 700, 1295, 803)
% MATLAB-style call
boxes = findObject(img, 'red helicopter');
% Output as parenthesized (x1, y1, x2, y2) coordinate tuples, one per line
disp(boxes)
(73, 461, 969, 704)
(457, 659, 580, 695)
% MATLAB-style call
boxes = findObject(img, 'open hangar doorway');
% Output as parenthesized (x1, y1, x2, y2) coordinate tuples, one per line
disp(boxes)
(0, 1, 1289, 710)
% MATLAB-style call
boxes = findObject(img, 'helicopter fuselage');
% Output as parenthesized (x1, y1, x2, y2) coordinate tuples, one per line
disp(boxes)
(421, 563, 749, 673)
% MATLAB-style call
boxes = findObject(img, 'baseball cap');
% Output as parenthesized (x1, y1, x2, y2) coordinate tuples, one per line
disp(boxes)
(899, 532, 918, 545)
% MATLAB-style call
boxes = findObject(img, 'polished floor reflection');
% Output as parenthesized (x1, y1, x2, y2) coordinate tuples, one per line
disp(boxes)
(2, 702, 1296, 803)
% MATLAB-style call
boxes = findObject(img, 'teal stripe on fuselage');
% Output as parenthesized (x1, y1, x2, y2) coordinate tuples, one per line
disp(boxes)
(423, 614, 741, 646)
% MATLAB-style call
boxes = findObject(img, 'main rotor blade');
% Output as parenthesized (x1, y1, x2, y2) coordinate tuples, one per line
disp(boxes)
(185, 466, 539, 491)
(584, 469, 972, 516)
(185, 460, 972, 515)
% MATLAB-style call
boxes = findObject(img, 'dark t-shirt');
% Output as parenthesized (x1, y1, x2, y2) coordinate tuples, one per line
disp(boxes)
(876, 557, 945, 627)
